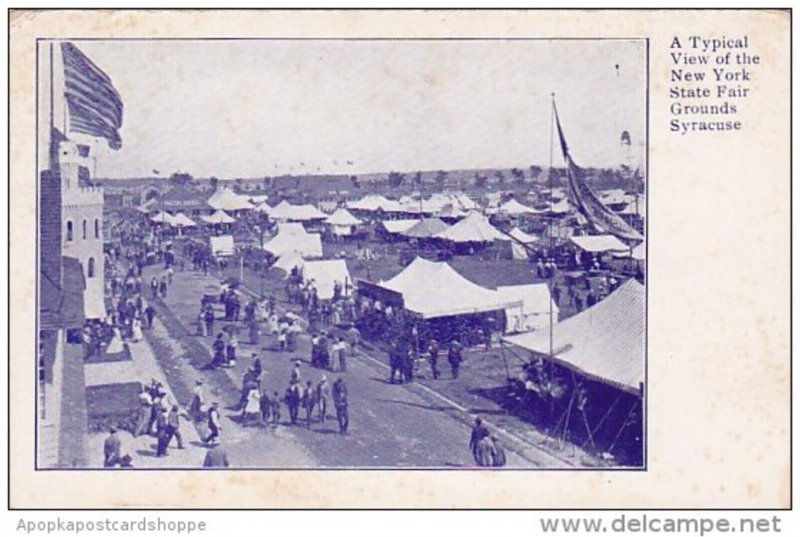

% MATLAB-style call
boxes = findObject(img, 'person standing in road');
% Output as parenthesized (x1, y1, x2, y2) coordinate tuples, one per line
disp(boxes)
(203, 306, 215, 338)
(316, 375, 330, 423)
(332, 377, 349, 435)
(203, 442, 230, 468)
(333, 337, 348, 373)
(448, 341, 463, 380)
(427, 339, 440, 379)
(270, 391, 282, 425)
(103, 427, 121, 467)
(189, 380, 205, 422)
(302, 380, 316, 429)
(144, 304, 156, 329)
(205, 402, 221, 445)
(476, 434, 497, 467)
(285, 384, 300, 425)
(469, 417, 489, 464)
(165, 404, 185, 450)
(491, 434, 507, 467)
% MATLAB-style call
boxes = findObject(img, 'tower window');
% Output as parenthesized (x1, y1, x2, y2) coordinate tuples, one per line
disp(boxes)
(87, 257, 95, 278)
(66, 221, 73, 242)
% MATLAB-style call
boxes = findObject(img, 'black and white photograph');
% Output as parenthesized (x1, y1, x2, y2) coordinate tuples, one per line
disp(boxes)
(35, 37, 647, 471)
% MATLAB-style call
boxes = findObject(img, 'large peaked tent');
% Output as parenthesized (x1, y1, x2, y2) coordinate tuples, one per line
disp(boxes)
(207, 187, 255, 212)
(201, 210, 236, 225)
(435, 212, 506, 243)
(325, 207, 363, 236)
(377, 257, 522, 319)
(263, 223, 323, 259)
(570, 234, 630, 253)
(402, 218, 450, 239)
(502, 279, 644, 394)
(302, 259, 354, 300)
(496, 284, 559, 333)
(499, 198, 543, 215)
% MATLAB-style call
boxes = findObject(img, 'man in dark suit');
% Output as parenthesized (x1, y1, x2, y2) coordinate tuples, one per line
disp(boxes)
(203, 443, 230, 468)
(469, 417, 489, 464)
(103, 427, 121, 467)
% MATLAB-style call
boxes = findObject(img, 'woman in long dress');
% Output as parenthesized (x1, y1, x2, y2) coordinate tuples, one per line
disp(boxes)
(105, 326, 125, 354)
(131, 317, 144, 342)
(242, 387, 263, 426)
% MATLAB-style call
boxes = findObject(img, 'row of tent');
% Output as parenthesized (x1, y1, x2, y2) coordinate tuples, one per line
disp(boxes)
(347, 193, 479, 216)
(150, 209, 236, 227)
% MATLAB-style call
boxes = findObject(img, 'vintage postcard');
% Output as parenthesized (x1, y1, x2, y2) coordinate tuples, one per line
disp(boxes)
(8, 9, 790, 508)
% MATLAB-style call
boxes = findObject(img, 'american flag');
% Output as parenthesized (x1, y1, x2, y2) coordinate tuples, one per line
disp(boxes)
(61, 42, 123, 150)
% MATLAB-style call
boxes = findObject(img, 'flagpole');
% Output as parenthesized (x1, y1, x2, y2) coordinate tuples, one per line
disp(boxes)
(548, 93, 556, 431)
(49, 42, 54, 138)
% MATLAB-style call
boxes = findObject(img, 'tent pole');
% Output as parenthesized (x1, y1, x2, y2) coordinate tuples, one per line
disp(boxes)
(607, 398, 640, 457)
(581, 391, 624, 449)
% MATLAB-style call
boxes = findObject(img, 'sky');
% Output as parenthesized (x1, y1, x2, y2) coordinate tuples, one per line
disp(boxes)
(41, 39, 646, 179)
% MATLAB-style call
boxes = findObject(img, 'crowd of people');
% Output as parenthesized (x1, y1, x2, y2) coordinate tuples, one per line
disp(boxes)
(96, 211, 535, 470)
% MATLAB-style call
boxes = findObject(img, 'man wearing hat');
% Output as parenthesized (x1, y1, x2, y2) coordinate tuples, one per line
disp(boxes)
(447, 340, 463, 380)
(290, 360, 302, 385)
(189, 380, 204, 421)
(165, 404, 184, 450)
(103, 427, 121, 467)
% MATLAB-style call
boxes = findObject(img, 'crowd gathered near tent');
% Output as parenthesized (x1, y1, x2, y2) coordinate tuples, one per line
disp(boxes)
(98, 146, 646, 467)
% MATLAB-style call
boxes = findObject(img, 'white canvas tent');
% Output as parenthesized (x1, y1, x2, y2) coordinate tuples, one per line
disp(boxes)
(302, 259, 353, 300)
(263, 223, 323, 259)
(292, 204, 328, 221)
(496, 284, 559, 334)
(201, 210, 236, 225)
(209, 235, 236, 258)
(272, 252, 306, 275)
(381, 219, 420, 234)
(547, 199, 571, 214)
(435, 212, 506, 243)
(502, 280, 644, 394)
(402, 218, 450, 239)
(570, 235, 630, 253)
(614, 241, 646, 261)
(325, 208, 363, 236)
(150, 211, 176, 225)
(170, 212, 197, 227)
(268, 200, 327, 221)
(207, 187, 254, 212)
(508, 227, 539, 244)
(377, 257, 522, 319)
(348, 194, 398, 212)
(499, 199, 543, 215)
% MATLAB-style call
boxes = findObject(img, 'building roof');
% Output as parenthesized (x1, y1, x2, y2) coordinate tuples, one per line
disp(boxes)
(159, 185, 212, 212)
